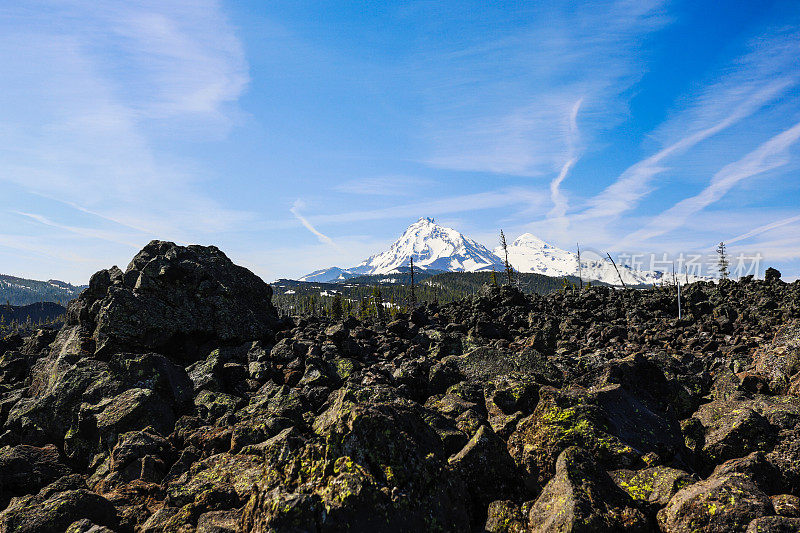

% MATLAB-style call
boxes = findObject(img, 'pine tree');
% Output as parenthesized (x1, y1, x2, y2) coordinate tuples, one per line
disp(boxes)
(331, 293, 344, 320)
(499, 230, 514, 285)
(372, 286, 384, 322)
(716, 242, 729, 279)
(358, 297, 370, 321)
(490, 267, 498, 287)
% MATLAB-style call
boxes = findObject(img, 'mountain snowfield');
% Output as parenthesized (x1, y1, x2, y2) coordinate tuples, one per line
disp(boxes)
(300, 218, 705, 285)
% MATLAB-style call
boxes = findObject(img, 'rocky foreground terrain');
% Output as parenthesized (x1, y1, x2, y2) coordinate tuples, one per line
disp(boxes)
(1, 241, 799, 532)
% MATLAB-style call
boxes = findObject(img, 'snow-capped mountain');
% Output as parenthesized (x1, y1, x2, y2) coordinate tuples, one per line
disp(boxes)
(299, 219, 705, 286)
(357, 217, 502, 274)
(498, 233, 706, 286)
(299, 217, 502, 282)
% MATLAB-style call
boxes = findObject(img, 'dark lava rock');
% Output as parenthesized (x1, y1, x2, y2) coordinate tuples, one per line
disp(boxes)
(753, 320, 800, 394)
(3, 241, 800, 531)
(0, 475, 119, 533)
(525, 446, 649, 532)
(657, 472, 774, 532)
(745, 516, 800, 532)
(51, 240, 278, 361)
(0, 443, 71, 507)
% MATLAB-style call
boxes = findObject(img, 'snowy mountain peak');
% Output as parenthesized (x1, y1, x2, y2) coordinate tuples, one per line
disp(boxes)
(358, 218, 502, 274)
(299, 219, 706, 285)
(513, 233, 552, 249)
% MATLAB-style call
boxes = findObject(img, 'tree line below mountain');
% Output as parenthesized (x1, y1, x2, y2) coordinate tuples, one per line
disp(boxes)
(271, 270, 604, 318)
(0, 301, 67, 334)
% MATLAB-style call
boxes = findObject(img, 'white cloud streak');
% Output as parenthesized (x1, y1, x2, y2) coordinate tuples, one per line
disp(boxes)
(621, 121, 800, 245)
(290, 200, 344, 252)
(575, 28, 800, 226)
(727, 213, 800, 246)
(419, 0, 669, 177)
(14, 211, 143, 248)
(0, 1, 252, 250)
(548, 98, 583, 227)
(579, 81, 793, 222)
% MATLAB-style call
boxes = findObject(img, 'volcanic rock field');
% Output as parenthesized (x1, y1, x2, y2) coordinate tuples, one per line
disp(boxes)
(1, 240, 799, 532)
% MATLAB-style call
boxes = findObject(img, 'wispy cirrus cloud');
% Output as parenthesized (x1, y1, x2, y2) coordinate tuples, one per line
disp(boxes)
(290, 200, 344, 252)
(419, 0, 669, 177)
(0, 0, 252, 275)
(622, 121, 800, 246)
(14, 211, 143, 248)
(578, 29, 800, 224)
(727, 213, 800, 246)
(548, 98, 583, 229)
(580, 82, 792, 222)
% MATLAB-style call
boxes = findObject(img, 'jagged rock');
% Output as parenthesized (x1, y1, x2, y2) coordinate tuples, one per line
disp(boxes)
(771, 494, 800, 517)
(138, 506, 183, 532)
(0, 475, 119, 533)
(753, 321, 800, 394)
(65, 519, 116, 533)
(4, 351, 191, 452)
(525, 446, 648, 532)
(51, 240, 278, 361)
(0, 351, 28, 384)
(20, 329, 58, 356)
(507, 386, 639, 486)
(448, 425, 518, 521)
(240, 487, 320, 532)
(165, 452, 265, 510)
(693, 399, 775, 466)
(765, 267, 783, 283)
(0, 443, 71, 506)
(609, 465, 697, 507)
(91, 427, 175, 492)
(712, 452, 784, 495)
(767, 430, 800, 493)
(745, 516, 800, 532)
(196, 509, 240, 532)
(484, 500, 527, 533)
(657, 472, 774, 532)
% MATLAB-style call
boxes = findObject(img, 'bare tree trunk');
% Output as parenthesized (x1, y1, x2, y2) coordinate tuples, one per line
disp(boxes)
(606, 253, 627, 289)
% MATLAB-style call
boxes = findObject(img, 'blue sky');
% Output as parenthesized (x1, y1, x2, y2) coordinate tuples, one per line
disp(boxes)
(1, 0, 799, 283)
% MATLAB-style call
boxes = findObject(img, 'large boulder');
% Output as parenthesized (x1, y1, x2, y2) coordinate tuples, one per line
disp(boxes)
(4, 352, 191, 458)
(525, 446, 649, 532)
(0, 475, 119, 533)
(692, 399, 775, 466)
(507, 386, 645, 486)
(753, 320, 800, 394)
(610, 465, 697, 508)
(51, 241, 278, 361)
(0, 444, 71, 507)
(242, 385, 471, 531)
(746, 516, 800, 532)
(657, 472, 774, 532)
(447, 425, 518, 523)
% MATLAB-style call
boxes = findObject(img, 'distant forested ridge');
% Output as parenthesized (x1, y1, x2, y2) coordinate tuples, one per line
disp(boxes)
(271, 270, 605, 317)
(0, 274, 85, 305)
(0, 301, 67, 334)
